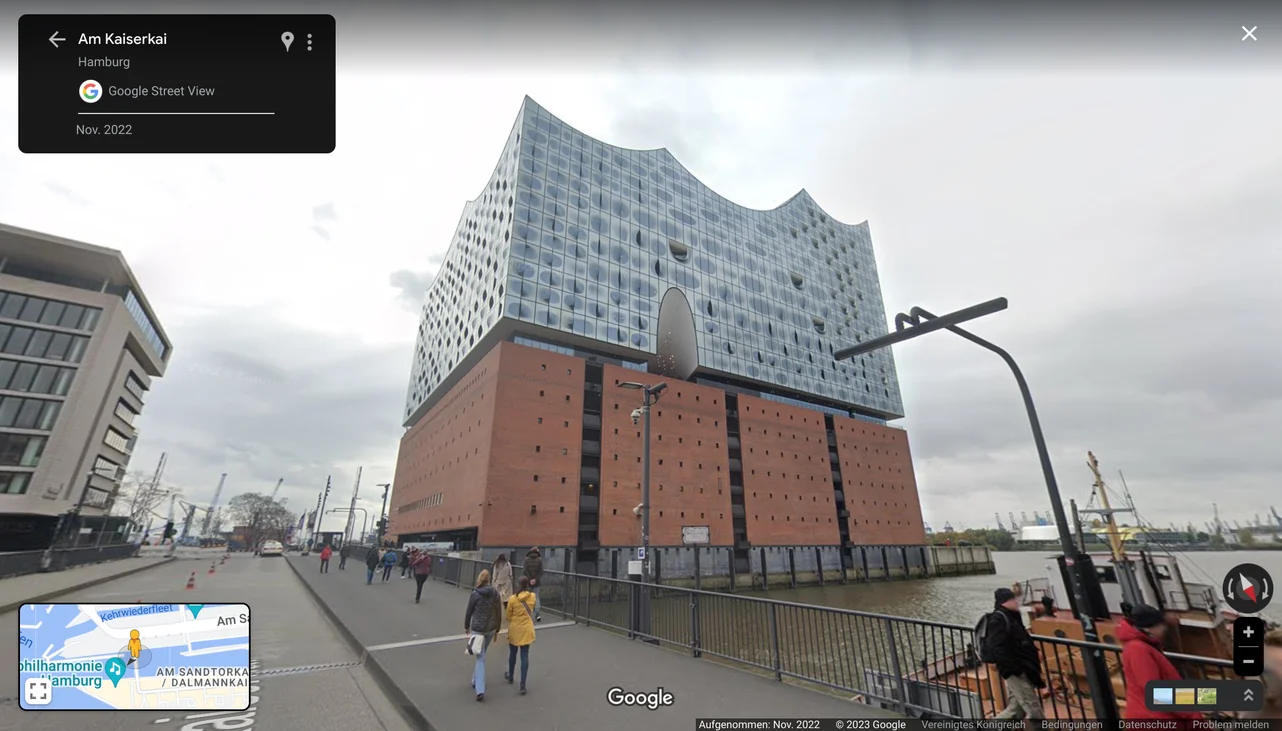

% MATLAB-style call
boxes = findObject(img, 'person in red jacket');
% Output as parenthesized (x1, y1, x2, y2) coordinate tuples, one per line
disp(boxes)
(1119, 604, 1201, 721)
(318, 544, 332, 573)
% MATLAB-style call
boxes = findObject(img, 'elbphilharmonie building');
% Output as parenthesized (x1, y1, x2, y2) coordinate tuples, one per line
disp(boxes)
(389, 97, 954, 582)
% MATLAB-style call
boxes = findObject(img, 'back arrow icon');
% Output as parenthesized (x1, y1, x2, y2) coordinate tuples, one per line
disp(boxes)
(49, 32, 66, 48)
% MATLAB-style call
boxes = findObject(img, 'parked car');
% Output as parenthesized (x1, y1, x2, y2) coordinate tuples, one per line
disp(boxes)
(259, 540, 284, 557)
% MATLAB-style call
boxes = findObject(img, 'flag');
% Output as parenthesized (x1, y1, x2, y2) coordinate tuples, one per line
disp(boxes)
(306, 510, 316, 530)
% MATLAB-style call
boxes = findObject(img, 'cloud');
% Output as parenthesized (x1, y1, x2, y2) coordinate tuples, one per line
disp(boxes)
(388, 269, 435, 311)
(135, 304, 408, 515)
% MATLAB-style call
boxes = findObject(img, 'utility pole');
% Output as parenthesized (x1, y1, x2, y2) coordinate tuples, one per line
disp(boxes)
(344, 468, 362, 545)
(318, 475, 332, 545)
(376, 483, 391, 545)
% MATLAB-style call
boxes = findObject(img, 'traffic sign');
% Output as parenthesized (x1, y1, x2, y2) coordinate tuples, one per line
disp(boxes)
(637, 547, 646, 560)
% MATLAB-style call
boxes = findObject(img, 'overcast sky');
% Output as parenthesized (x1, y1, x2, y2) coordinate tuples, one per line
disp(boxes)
(1, 5, 1279, 534)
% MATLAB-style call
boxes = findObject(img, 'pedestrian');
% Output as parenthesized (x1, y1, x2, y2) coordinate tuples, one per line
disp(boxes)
(492, 552, 514, 609)
(504, 576, 536, 695)
(399, 548, 411, 579)
(338, 544, 348, 570)
(381, 547, 398, 582)
(980, 587, 1045, 720)
(1119, 604, 1202, 721)
(1245, 627, 1282, 719)
(463, 569, 502, 702)
(364, 545, 380, 585)
(522, 546, 544, 622)
(411, 551, 433, 603)
(319, 545, 331, 573)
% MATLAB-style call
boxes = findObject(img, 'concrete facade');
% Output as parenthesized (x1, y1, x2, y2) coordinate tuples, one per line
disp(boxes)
(0, 223, 170, 551)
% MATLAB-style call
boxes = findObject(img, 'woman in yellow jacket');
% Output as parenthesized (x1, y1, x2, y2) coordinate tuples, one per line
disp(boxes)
(503, 576, 536, 694)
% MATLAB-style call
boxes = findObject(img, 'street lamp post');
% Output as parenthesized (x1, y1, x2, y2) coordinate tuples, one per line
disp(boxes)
(618, 380, 667, 642)
(329, 508, 369, 545)
(833, 296, 1120, 723)
(376, 483, 391, 546)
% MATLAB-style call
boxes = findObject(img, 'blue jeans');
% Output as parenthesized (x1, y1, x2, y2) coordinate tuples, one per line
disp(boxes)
(507, 643, 529, 686)
(366, 568, 375, 584)
(471, 633, 492, 694)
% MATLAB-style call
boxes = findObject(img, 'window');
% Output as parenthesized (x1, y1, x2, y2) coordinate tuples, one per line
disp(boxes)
(93, 455, 121, 480)
(0, 433, 45, 467)
(0, 292, 101, 333)
(3, 327, 31, 355)
(24, 330, 52, 359)
(104, 428, 131, 454)
(124, 374, 147, 403)
(114, 399, 138, 427)
(0, 471, 30, 494)
(0, 396, 61, 430)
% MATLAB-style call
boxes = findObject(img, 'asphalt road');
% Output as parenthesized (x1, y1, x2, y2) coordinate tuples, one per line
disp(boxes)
(1, 553, 414, 731)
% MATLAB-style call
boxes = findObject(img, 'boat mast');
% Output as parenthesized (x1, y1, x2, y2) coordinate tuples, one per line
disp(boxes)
(1083, 452, 1146, 608)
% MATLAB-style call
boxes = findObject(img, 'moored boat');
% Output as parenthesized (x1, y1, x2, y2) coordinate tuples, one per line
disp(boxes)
(860, 452, 1276, 720)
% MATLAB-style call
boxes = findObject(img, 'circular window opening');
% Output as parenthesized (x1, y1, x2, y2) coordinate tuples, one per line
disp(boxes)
(789, 272, 804, 289)
(812, 317, 826, 335)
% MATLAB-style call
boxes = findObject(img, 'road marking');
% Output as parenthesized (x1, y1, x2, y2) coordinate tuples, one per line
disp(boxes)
(365, 621, 575, 651)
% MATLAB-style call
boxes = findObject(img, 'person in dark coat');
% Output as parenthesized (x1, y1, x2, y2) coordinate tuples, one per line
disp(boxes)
(522, 547, 544, 622)
(411, 551, 433, 603)
(987, 587, 1045, 720)
(338, 544, 348, 570)
(398, 548, 411, 579)
(364, 545, 381, 585)
(463, 569, 502, 702)
(1119, 604, 1201, 721)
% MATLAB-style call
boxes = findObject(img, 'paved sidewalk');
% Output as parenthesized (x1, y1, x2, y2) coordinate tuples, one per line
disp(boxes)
(0, 557, 172, 613)
(288, 555, 896, 730)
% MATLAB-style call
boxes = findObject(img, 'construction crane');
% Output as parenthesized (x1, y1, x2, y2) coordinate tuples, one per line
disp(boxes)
(269, 478, 287, 506)
(1008, 512, 1019, 530)
(1272, 507, 1281, 528)
(995, 513, 1006, 532)
(201, 473, 227, 535)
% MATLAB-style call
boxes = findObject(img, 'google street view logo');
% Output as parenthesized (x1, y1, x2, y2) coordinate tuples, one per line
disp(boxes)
(79, 80, 102, 103)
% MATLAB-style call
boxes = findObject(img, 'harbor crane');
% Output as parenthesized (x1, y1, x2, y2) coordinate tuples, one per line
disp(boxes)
(995, 513, 1006, 532)
(201, 473, 227, 535)
(1272, 506, 1281, 528)
(269, 478, 286, 506)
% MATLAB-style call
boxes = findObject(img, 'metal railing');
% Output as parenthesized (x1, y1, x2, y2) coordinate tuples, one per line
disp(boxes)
(429, 554, 1236, 719)
(0, 543, 141, 579)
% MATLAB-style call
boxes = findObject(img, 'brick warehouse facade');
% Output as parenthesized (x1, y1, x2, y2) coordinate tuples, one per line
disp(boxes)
(390, 340, 926, 556)
(385, 97, 977, 581)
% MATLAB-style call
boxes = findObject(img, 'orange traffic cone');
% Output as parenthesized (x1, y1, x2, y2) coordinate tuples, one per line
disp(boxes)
(208, 562, 216, 575)
(185, 572, 196, 590)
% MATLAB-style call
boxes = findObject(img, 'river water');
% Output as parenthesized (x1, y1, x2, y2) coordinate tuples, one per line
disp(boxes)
(759, 550, 1282, 627)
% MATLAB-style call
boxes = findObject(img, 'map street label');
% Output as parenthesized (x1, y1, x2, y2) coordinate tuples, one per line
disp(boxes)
(18, 602, 251, 711)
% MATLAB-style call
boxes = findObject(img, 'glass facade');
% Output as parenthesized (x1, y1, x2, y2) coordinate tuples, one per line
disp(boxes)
(406, 97, 903, 422)
(123, 290, 168, 361)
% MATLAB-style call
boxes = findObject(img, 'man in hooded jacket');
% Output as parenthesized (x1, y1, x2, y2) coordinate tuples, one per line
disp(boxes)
(522, 547, 543, 622)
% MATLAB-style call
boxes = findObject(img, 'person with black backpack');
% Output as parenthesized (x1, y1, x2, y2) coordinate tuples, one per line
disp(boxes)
(976, 587, 1045, 720)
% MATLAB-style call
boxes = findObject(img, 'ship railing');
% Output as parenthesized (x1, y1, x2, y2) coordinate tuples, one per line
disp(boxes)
(426, 554, 1236, 720)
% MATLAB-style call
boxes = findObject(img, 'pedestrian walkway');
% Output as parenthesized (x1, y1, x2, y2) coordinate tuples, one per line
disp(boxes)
(287, 555, 897, 730)
(0, 557, 171, 613)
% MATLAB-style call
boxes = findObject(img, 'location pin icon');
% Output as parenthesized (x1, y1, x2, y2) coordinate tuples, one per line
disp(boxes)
(105, 657, 126, 688)
(281, 32, 294, 51)
(187, 604, 204, 618)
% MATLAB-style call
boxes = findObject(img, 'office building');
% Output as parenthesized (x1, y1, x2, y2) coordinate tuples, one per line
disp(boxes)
(0, 223, 171, 551)
(389, 98, 928, 577)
